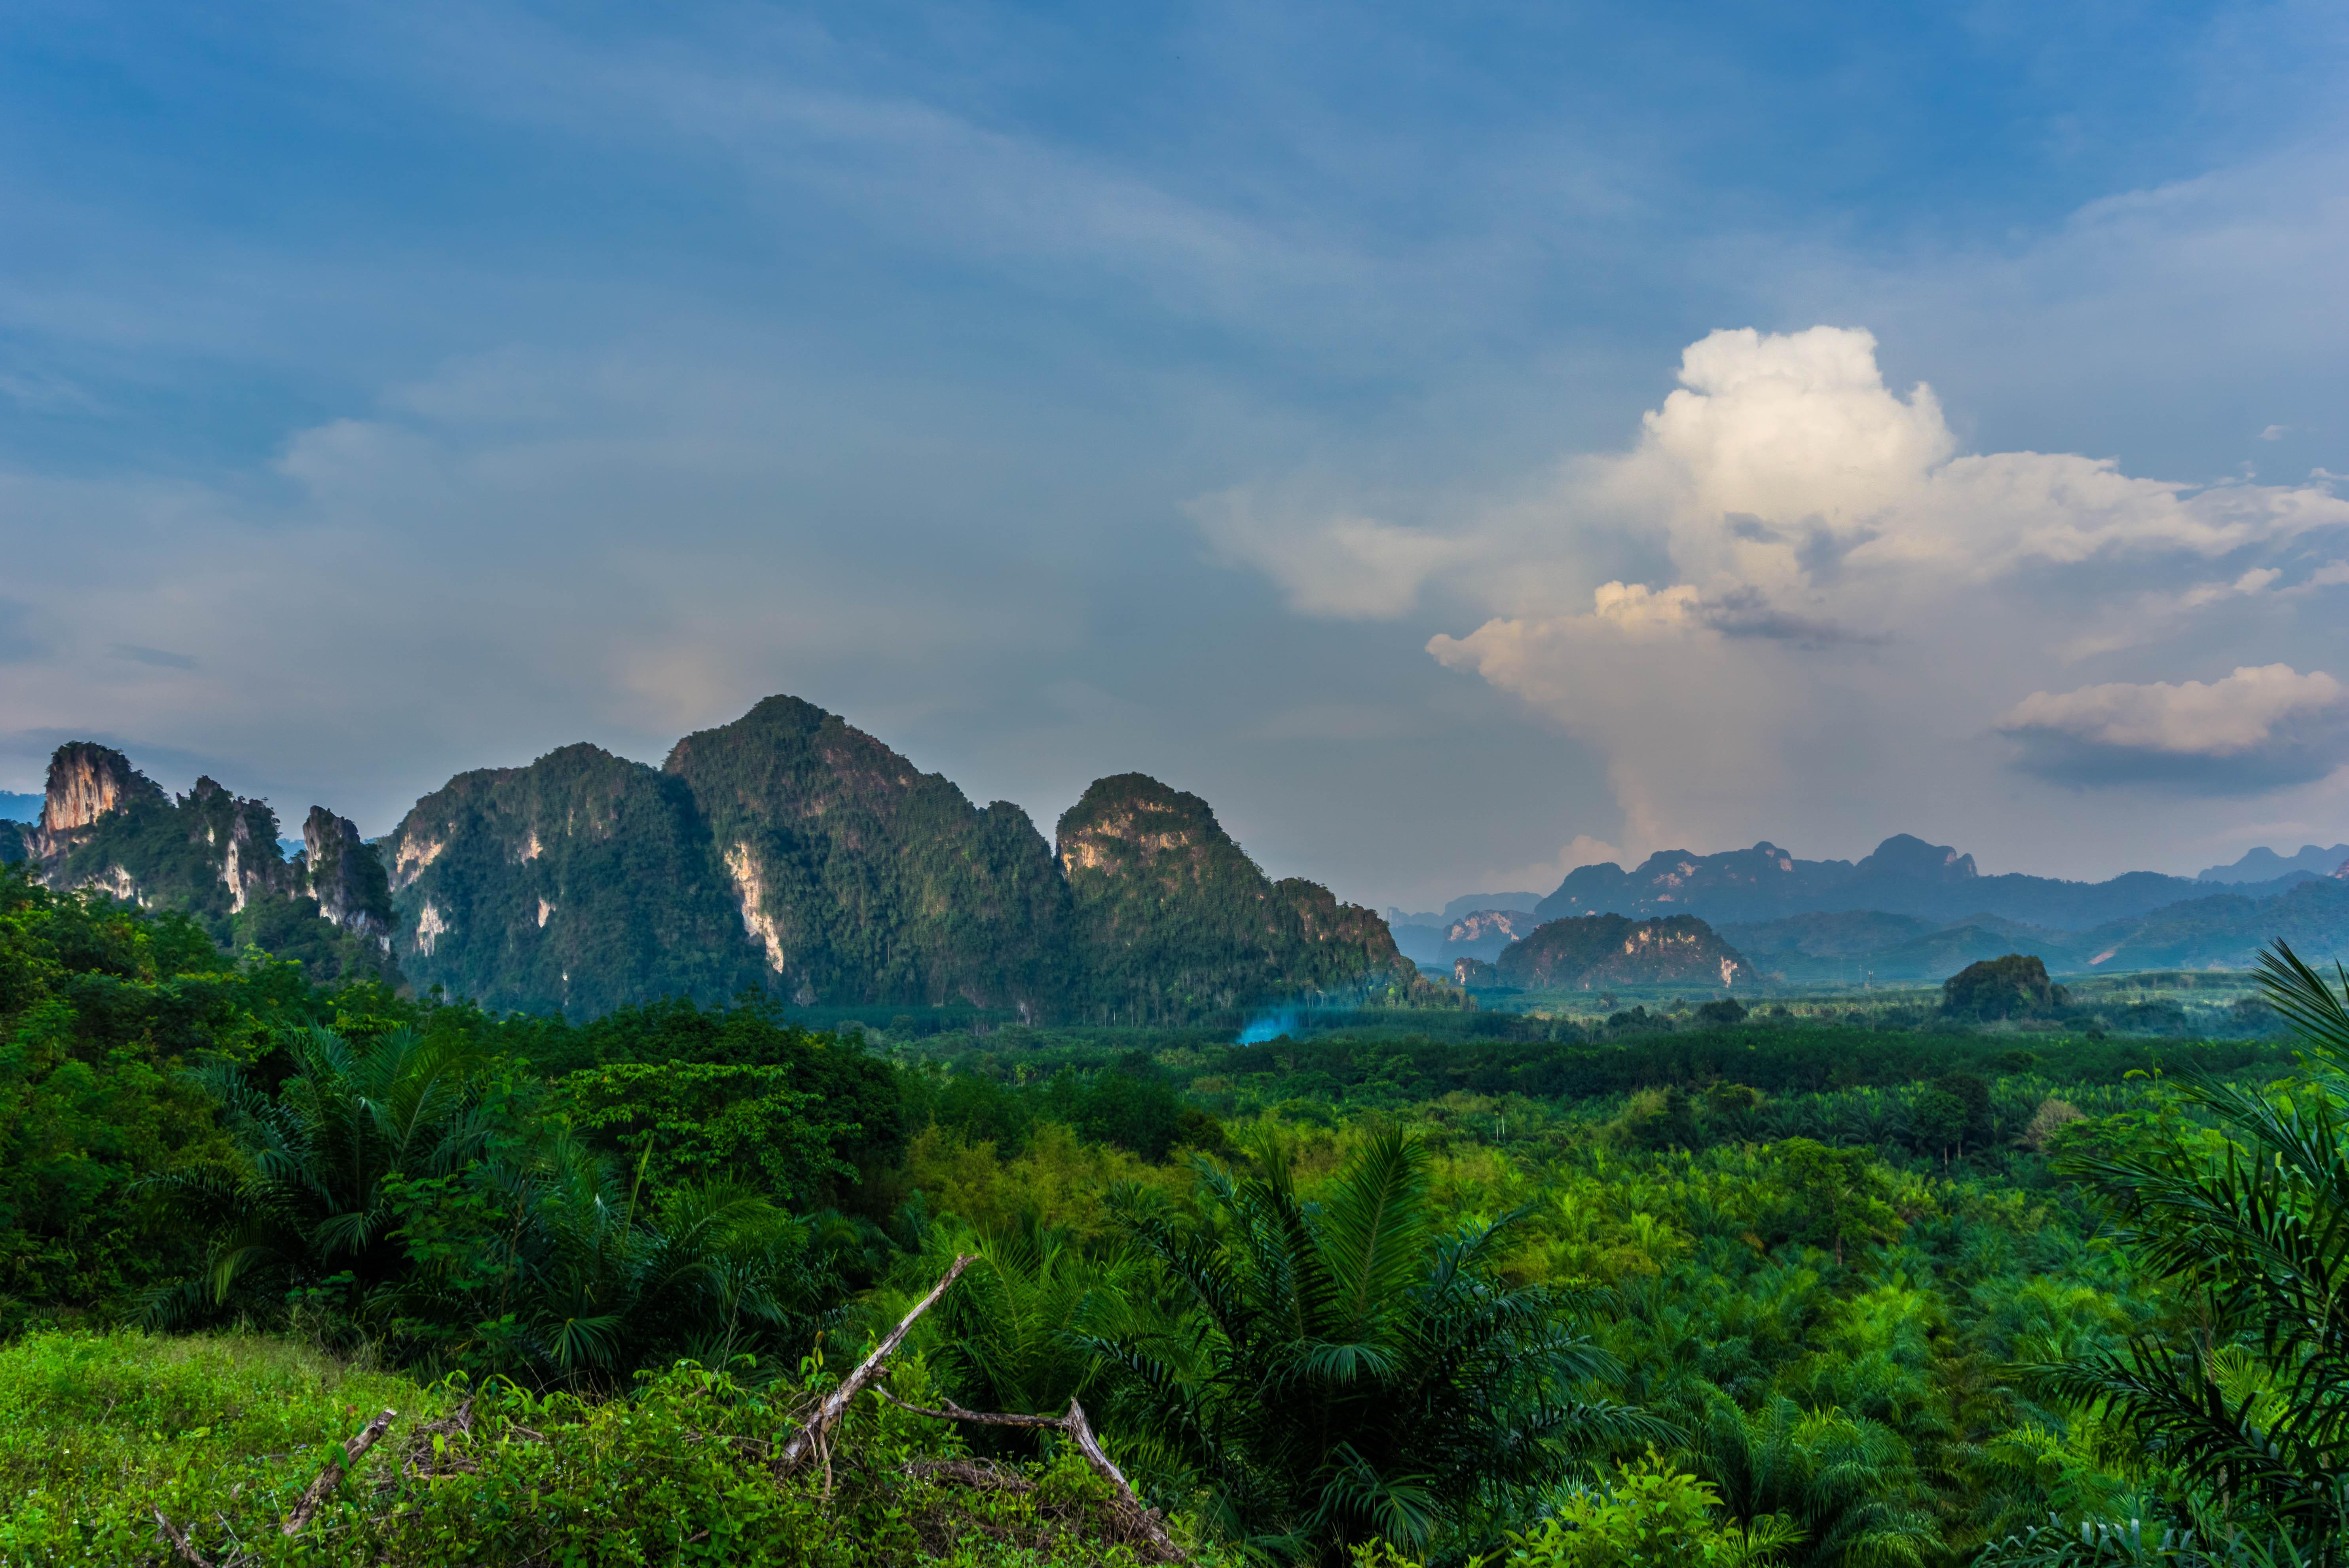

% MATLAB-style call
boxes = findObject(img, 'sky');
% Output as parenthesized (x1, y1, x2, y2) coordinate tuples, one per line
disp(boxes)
(3, 0, 2347, 910)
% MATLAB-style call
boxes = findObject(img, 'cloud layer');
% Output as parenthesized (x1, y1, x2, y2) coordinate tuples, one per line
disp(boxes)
(1215, 325, 2349, 866)
(2001, 665, 2349, 789)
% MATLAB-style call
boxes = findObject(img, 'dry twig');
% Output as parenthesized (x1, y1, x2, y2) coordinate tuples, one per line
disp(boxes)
(150, 1506, 216, 1568)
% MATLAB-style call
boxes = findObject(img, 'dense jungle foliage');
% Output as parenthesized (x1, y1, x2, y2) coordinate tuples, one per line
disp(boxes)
(4, 860, 2346, 1565)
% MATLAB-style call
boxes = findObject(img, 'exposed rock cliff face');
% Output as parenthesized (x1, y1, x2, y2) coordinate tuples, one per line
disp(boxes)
(1057, 773, 1409, 1022)
(302, 806, 394, 943)
(385, 743, 767, 1017)
(1497, 913, 1753, 991)
(23, 742, 165, 866)
(663, 696, 1074, 1013)
(13, 742, 398, 983)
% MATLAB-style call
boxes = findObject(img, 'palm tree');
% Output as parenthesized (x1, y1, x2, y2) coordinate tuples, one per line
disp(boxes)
(2025, 941, 2349, 1559)
(157, 1025, 823, 1385)
(892, 1215, 1156, 1422)
(1694, 1395, 1943, 1567)
(1092, 1127, 1662, 1562)
(156, 1025, 499, 1313)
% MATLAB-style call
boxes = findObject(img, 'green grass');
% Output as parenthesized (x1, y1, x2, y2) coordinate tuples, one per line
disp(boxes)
(0, 1330, 440, 1563)
(0, 1331, 1184, 1566)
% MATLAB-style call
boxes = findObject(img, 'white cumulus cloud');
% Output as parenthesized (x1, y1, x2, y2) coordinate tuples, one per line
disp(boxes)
(1212, 325, 2349, 860)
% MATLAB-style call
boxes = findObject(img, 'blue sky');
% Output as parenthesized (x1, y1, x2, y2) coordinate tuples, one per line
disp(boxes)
(4, 0, 2346, 906)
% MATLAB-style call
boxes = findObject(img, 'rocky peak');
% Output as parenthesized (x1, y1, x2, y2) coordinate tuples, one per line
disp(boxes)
(1499, 913, 1755, 991)
(1055, 774, 1230, 884)
(1446, 908, 1535, 944)
(44, 742, 154, 833)
(27, 742, 164, 862)
(302, 806, 394, 942)
(1857, 833, 1978, 882)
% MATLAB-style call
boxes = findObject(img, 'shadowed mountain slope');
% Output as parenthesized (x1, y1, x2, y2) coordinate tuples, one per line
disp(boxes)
(1057, 773, 1412, 1024)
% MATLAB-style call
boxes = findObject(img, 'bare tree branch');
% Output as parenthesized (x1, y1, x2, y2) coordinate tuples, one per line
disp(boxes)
(777, 1253, 976, 1473)
(880, 1388, 1187, 1561)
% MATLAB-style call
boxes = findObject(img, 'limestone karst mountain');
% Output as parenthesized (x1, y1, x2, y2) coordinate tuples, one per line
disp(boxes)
(1056, 773, 1415, 1024)
(1496, 913, 1755, 991)
(384, 742, 767, 1018)
(6, 742, 397, 983)
(382, 697, 1409, 1019)
(663, 696, 1072, 1017)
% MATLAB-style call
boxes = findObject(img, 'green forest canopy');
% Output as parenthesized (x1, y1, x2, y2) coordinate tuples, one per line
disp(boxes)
(3, 860, 2345, 1565)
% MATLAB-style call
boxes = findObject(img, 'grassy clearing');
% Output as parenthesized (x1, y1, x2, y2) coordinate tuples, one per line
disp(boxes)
(0, 1330, 440, 1563)
(0, 1330, 1178, 1567)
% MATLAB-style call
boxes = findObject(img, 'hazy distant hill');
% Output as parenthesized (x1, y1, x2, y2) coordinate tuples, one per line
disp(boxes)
(1498, 913, 1754, 991)
(1718, 909, 2090, 983)
(1385, 891, 1540, 968)
(2196, 843, 2347, 883)
(2068, 879, 2349, 972)
(1443, 891, 1541, 921)
(1537, 833, 2307, 929)
(0, 790, 41, 825)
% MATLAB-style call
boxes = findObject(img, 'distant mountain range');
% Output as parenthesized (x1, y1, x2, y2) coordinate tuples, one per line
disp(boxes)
(12, 722, 2345, 1003)
(1542, 835, 2349, 981)
(2197, 843, 2349, 882)
(1397, 831, 2349, 985)
(7, 697, 1422, 1022)
(1532, 833, 2328, 929)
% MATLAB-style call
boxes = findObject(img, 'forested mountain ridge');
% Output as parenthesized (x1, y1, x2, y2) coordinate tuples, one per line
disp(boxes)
(1057, 773, 1416, 1022)
(374, 698, 1412, 1019)
(664, 695, 1073, 1016)
(6, 741, 397, 983)
(386, 743, 772, 1016)
(1497, 912, 1755, 990)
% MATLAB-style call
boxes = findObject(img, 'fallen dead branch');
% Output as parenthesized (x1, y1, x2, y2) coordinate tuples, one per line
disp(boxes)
(777, 1252, 976, 1474)
(152, 1404, 399, 1566)
(906, 1456, 1034, 1492)
(151, 1505, 215, 1568)
(283, 1407, 398, 1536)
(394, 1396, 479, 1484)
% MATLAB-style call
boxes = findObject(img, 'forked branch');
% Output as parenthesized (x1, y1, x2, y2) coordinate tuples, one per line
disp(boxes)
(777, 1252, 977, 1473)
